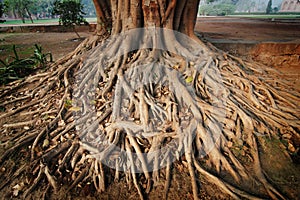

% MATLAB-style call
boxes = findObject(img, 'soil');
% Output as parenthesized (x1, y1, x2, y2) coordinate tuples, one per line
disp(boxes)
(0, 32, 91, 61)
(196, 17, 300, 42)
(195, 17, 300, 91)
(0, 17, 299, 199)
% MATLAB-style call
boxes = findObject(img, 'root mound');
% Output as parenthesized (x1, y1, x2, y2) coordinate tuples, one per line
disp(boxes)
(0, 28, 299, 200)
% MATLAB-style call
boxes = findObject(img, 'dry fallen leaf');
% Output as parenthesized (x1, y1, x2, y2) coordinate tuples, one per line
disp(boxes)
(69, 107, 81, 112)
(227, 141, 233, 148)
(12, 183, 24, 197)
(58, 120, 65, 127)
(43, 139, 50, 148)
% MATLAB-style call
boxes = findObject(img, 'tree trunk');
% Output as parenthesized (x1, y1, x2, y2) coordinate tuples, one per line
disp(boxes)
(25, 6, 34, 23)
(92, 0, 200, 38)
(0, 0, 299, 200)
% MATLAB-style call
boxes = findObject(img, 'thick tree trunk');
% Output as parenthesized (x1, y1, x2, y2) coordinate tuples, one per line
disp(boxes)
(92, 0, 200, 37)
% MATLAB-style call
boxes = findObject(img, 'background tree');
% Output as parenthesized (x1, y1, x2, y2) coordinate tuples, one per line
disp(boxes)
(3, 0, 34, 23)
(235, 0, 256, 13)
(27, 0, 51, 20)
(52, 0, 88, 38)
(3, 0, 95, 20)
(200, 0, 237, 16)
(0, 0, 299, 200)
(266, 0, 273, 14)
(200, 0, 236, 16)
(273, 6, 279, 13)
(0, 1, 4, 20)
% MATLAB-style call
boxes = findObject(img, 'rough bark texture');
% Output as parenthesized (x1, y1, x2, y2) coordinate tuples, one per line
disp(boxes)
(0, 1, 299, 200)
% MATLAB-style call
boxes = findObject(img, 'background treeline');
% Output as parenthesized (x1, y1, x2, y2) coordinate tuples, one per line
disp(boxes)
(0, 0, 95, 22)
(199, 0, 283, 16)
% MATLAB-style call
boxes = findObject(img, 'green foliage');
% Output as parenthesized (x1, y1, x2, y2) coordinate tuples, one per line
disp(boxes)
(4, 0, 56, 20)
(0, 2, 4, 17)
(3, 0, 35, 23)
(0, 2, 5, 23)
(33, 44, 53, 66)
(228, 13, 300, 19)
(52, 0, 88, 27)
(4, 0, 94, 21)
(200, 3, 236, 16)
(37, 0, 54, 18)
(266, 0, 272, 14)
(52, 0, 88, 37)
(0, 44, 52, 85)
(206, 0, 239, 4)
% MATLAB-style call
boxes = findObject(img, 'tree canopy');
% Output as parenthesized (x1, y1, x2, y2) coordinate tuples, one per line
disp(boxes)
(3, 0, 34, 22)
(200, 0, 238, 16)
(266, 0, 273, 14)
(2, 0, 95, 21)
(0, 2, 4, 18)
(52, 0, 88, 38)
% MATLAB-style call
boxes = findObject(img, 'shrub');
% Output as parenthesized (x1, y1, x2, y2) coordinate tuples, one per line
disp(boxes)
(0, 44, 52, 85)
(52, 0, 88, 38)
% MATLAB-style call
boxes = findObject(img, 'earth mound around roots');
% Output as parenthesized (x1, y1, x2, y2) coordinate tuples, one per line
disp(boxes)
(0, 28, 299, 199)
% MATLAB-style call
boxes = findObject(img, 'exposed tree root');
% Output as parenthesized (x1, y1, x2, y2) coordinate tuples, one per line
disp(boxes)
(0, 29, 299, 200)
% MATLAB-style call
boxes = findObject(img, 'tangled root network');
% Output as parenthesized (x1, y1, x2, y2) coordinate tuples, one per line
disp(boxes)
(0, 28, 299, 200)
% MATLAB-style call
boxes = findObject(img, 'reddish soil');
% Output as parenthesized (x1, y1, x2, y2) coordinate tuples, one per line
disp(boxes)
(196, 17, 300, 42)
(195, 17, 300, 90)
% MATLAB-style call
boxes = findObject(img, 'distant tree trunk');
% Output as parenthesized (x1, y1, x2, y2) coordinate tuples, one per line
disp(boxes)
(73, 25, 81, 38)
(25, 6, 34, 23)
(20, 14, 25, 23)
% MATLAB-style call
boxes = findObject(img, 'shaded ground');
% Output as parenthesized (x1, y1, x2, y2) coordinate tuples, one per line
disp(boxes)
(0, 17, 299, 199)
(0, 32, 91, 61)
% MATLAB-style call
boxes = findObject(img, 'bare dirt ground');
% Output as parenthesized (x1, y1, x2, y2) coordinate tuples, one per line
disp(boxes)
(196, 17, 300, 42)
(0, 17, 299, 199)
(195, 17, 300, 91)
(0, 32, 91, 61)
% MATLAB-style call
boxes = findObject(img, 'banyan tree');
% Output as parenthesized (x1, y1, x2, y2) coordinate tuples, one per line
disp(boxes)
(0, 0, 299, 199)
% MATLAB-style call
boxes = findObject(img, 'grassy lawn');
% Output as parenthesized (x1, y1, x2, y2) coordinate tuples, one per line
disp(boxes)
(2, 18, 59, 24)
(228, 14, 300, 19)
(1, 17, 97, 25)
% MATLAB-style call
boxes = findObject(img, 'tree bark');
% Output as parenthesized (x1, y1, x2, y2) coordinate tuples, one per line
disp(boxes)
(92, 0, 200, 37)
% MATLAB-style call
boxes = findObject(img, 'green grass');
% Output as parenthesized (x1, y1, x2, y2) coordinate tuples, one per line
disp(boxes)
(228, 14, 300, 19)
(0, 44, 53, 85)
(2, 18, 59, 24)
(0, 44, 35, 61)
(1, 17, 97, 25)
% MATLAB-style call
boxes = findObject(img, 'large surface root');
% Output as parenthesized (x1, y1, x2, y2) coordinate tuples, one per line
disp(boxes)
(0, 30, 299, 200)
